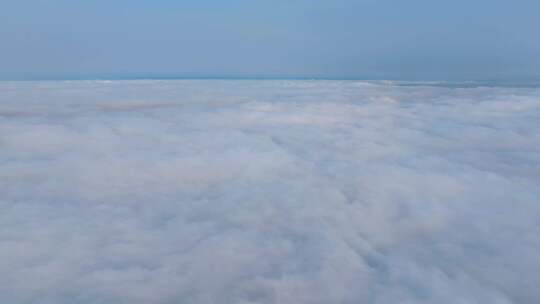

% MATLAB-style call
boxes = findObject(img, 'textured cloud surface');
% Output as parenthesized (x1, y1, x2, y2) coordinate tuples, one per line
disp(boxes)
(1, 80, 539, 303)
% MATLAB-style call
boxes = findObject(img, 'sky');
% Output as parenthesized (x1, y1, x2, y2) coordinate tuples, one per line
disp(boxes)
(1, 0, 540, 80)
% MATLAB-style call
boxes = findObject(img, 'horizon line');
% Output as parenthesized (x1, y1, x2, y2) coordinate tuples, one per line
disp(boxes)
(1, 75, 540, 84)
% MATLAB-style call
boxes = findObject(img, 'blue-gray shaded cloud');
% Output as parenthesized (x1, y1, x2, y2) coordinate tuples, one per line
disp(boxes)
(0, 80, 539, 303)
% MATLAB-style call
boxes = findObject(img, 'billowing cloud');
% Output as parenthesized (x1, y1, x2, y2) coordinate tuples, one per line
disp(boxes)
(1, 80, 539, 303)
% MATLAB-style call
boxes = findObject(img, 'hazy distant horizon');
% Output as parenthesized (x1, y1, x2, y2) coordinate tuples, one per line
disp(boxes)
(3, 74, 540, 83)
(3, 75, 540, 89)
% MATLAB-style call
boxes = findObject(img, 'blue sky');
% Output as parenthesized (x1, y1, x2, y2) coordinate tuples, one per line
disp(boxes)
(1, 0, 539, 80)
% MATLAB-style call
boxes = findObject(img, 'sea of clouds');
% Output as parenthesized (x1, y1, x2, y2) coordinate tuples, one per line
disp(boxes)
(1, 80, 539, 303)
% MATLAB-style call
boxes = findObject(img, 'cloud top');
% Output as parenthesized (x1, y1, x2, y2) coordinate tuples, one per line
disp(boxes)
(1, 80, 539, 303)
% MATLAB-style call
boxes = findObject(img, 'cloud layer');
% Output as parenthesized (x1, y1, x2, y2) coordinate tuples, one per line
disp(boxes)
(1, 80, 539, 303)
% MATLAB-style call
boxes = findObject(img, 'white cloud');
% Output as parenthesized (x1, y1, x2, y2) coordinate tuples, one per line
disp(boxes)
(1, 80, 539, 303)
